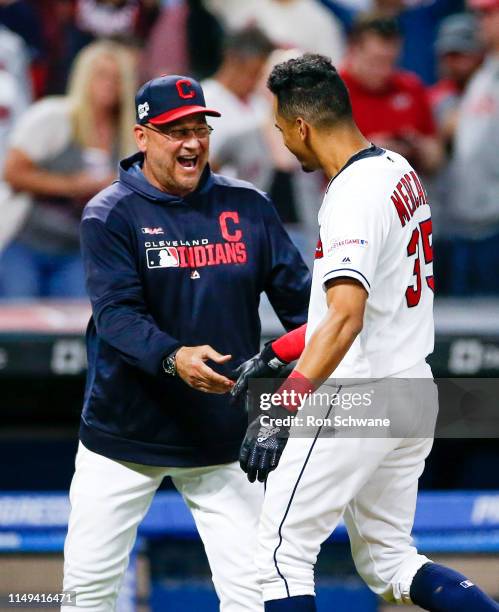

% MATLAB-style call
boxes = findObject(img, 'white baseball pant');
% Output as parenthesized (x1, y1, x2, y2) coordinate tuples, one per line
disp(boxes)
(257, 361, 437, 605)
(62, 443, 264, 612)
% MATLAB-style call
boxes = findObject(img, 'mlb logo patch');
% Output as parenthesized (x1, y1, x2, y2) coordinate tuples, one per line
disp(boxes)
(459, 580, 474, 589)
(142, 227, 164, 235)
(137, 102, 149, 120)
(147, 247, 179, 269)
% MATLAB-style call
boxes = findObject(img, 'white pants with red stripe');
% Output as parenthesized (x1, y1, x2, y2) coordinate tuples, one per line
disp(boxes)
(62, 443, 264, 612)
(257, 361, 437, 605)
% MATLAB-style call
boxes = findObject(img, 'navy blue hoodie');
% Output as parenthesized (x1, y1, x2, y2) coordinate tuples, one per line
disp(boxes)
(79, 153, 311, 466)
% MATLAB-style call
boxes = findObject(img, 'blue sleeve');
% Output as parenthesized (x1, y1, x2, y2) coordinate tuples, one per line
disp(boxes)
(425, 0, 464, 19)
(317, 0, 355, 31)
(81, 212, 181, 376)
(263, 202, 311, 331)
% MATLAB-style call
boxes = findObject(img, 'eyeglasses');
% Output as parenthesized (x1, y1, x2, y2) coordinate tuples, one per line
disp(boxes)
(144, 124, 213, 142)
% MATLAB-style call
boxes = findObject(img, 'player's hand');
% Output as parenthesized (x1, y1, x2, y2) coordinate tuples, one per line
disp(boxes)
(239, 410, 290, 482)
(175, 345, 234, 394)
(230, 343, 288, 402)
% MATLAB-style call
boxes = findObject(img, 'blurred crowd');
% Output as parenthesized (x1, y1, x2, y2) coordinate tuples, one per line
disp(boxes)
(0, 0, 498, 299)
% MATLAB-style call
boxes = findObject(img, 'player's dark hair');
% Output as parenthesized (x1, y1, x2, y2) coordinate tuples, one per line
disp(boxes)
(267, 54, 353, 128)
(350, 13, 401, 43)
(224, 25, 274, 58)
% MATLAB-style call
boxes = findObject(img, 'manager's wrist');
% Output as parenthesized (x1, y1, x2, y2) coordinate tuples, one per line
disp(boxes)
(162, 347, 182, 376)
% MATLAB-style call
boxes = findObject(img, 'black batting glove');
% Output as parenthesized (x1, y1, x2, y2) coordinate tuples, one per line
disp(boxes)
(239, 407, 291, 483)
(230, 343, 288, 403)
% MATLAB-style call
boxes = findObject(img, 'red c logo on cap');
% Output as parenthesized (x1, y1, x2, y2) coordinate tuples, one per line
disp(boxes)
(176, 79, 196, 100)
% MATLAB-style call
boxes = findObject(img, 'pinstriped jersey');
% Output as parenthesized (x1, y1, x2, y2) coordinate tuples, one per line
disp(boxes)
(306, 146, 434, 378)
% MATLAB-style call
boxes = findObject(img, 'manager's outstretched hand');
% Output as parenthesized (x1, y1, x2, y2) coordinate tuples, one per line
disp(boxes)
(176, 345, 234, 394)
(230, 343, 288, 402)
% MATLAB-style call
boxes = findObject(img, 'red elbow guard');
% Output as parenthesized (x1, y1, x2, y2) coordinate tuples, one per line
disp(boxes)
(271, 323, 307, 363)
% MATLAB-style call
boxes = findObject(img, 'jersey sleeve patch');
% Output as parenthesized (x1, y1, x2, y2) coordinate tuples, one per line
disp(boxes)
(325, 237, 369, 256)
(322, 235, 372, 292)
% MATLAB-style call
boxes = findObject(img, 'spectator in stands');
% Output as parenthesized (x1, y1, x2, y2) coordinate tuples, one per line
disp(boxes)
(72, 0, 160, 49)
(202, 26, 275, 191)
(206, 0, 345, 63)
(35, 0, 77, 96)
(341, 14, 444, 175)
(75, 0, 141, 39)
(376, 0, 462, 85)
(0, 23, 31, 108)
(141, 0, 224, 82)
(0, 69, 25, 171)
(426, 14, 483, 294)
(317, 0, 461, 84)
(0, 25, 32, 252)
(430, 13, 483, 144)
(35, 0, 159, 96)
(0, 23, 31, 166)
(0, 0, 44, 61)
(0, 40, 136, 299)
(446, 0, 499, 294)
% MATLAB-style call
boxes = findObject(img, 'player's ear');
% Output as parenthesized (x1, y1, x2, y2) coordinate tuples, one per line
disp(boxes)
(296, 117, 308, 142)
(134, 125, 148, 153)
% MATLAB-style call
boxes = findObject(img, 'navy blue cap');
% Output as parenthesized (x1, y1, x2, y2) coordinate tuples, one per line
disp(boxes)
(135, 75, 221, 125)
(436, 14, 482, 55)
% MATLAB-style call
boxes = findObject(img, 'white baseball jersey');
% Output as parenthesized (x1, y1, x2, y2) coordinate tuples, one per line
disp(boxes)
(306, 146, 434, 378)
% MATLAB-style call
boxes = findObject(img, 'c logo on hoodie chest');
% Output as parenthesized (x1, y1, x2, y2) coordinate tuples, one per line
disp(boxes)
(219, 211, 242, 242)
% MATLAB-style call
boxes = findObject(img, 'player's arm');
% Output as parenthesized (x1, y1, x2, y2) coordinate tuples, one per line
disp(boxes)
(257, 277, 367, 410)
(294, 278, 366, 383)
(239, 278, 367, 482)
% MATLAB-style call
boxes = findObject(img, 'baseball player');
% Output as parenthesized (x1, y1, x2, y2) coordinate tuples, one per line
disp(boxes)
(62, 74, 311, 611)
(232, 55, 499, 611)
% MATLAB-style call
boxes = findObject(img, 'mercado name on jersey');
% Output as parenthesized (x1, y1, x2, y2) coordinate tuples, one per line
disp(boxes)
(390, 169, 428, 227)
